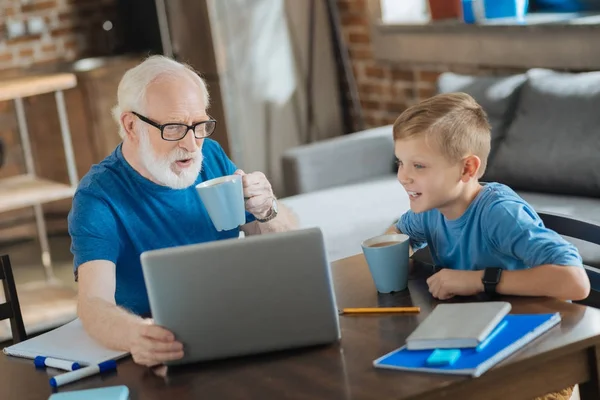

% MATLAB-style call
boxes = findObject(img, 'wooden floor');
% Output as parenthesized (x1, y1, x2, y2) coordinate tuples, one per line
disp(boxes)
(0, 234, 77, 341)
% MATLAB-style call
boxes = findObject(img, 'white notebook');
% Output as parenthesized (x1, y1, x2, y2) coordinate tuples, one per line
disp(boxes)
(406, 302, 512, 350)
(2, 318, 129, 366)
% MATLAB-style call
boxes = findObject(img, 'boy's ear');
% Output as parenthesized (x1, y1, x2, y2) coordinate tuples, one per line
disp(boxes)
(460, 155, 481, 182)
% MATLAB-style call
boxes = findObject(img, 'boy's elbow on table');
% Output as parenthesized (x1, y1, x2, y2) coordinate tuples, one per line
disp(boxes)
(566, 265, 591, 301)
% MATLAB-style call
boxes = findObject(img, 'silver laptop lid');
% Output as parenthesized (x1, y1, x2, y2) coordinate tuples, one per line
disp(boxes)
(141, 227, 340, 365)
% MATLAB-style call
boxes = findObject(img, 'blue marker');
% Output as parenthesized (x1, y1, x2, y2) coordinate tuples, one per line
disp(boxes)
(476, 320, 508, 352)
(49, 360, 117, 388)
(34, 356, 80, 371)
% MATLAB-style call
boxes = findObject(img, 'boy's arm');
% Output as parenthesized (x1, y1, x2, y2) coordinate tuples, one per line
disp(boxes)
(484, 202, 590, 301)
(493, 265, 589, 300)
(427, 202, 590, 301)
(385, 224, 400, 234)
(385, 222, 416, 256)
(428, 264, 589, 301)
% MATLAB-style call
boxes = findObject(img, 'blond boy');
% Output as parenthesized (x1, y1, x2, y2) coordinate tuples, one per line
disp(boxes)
(389, 92, 589, 302)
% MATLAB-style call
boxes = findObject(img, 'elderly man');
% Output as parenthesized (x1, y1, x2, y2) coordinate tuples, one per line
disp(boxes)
(68, 55, 298, 367)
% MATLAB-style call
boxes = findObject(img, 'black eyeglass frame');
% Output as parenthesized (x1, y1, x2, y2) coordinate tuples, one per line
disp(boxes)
(132, 111, 217, 141)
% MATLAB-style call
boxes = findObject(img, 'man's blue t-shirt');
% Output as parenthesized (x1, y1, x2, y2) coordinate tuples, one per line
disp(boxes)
(396, 182, 582, 271)
(68, 139, 255, 316)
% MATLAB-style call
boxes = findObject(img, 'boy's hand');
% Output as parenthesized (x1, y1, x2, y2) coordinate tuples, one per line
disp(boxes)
(426, 269, 484, 300)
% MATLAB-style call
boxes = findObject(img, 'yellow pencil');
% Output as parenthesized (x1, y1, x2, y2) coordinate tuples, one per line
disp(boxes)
(339, 307, 420, 315)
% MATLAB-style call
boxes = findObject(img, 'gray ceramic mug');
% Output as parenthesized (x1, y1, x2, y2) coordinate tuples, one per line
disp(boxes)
(361, 234, 410, 293)
(196, 175, 246, 231)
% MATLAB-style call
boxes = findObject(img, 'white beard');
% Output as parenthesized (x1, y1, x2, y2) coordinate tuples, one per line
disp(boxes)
(138, 129, 203, 189)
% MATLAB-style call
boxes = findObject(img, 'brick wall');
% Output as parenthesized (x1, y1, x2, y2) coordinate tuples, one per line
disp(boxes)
(0, 0, 119, 182)
(0, 0, 120, 242)
(0, 0, 117, 71)
(336, 0, 526, 129)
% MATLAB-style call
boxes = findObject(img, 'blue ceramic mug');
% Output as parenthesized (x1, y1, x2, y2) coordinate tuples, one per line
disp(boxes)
(196, 175, 246, 231)
(361, 234, 410, 293)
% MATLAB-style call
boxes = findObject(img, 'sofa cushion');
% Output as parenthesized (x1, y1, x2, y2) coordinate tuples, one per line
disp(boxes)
(437, 72, 527, 169)
(517, 190, 600, 268)
(280, 175, 408, 261)
(487, 68, 600, 197)
(282, 125, 395, 196)
(280, 175, 600, 268)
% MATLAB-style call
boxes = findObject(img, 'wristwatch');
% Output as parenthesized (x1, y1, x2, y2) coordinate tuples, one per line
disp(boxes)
(482, 267, 503, 295)
(256, 198, 279, 223)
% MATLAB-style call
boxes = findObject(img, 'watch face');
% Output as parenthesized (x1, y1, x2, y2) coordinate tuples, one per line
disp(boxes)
(272, 199, 278, 213)
(484, 268, 502, 284)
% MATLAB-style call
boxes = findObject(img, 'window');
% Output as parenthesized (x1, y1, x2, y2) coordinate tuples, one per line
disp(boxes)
(379, 0, 600, 26)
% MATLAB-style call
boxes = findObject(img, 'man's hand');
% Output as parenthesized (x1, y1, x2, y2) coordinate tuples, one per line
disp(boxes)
(426, 269, 484, 300)
(129, 320, 184, 367)
(234, 169, 275, 219)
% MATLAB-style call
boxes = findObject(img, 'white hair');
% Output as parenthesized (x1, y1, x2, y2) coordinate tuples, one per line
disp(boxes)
(111, 55, 210, 139)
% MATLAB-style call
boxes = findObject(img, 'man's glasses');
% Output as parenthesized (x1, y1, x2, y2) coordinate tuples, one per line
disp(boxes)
(132, 111, 217, 141)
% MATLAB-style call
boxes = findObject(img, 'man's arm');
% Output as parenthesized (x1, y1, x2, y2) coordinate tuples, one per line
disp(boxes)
(242, 203, 298, 235)
(77, 260, 183, 366)
(235, 169, 298, 235)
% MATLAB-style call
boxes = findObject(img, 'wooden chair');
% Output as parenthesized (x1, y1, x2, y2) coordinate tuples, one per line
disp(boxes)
(0, 254, 26, 343)
(537, 212, 600, 308)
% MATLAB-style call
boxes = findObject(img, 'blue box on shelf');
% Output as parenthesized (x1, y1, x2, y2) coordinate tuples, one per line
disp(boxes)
(535, 0, 597, 12)
(462, 0, 529, 23)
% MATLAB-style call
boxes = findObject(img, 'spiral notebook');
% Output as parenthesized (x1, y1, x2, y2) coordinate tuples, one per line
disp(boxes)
(3, 318, 129, 366)
(374, 313, 561, 377)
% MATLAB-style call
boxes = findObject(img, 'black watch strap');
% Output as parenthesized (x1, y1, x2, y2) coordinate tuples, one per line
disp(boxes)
(482, 267, 503, 295)
(483, 281, 497, 295)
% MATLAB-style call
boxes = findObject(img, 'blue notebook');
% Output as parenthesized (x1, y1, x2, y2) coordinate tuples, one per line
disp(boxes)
(48, 385, 129, 400)
(373, 313, 561, 377)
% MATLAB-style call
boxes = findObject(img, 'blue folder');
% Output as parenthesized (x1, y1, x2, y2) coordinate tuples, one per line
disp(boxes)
(373, 313, 561, 377)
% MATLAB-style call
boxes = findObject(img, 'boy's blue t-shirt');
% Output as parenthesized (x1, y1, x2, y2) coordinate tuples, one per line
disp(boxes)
(68, 139, 255, 316)
(396, 182, 582, 271)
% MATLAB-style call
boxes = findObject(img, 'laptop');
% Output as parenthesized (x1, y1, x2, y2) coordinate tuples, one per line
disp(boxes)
(140, 227, 340, 366)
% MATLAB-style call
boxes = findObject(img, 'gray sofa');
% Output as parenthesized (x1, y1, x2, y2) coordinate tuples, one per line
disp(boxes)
(280, 68, 600, 269)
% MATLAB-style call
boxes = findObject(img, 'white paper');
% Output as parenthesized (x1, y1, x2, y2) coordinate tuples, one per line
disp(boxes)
(2, 319, 129, 366)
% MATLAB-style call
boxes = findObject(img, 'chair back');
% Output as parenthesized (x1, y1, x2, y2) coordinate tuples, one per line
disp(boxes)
(0, 255, 26, 343)
(537, 212, 600, 307)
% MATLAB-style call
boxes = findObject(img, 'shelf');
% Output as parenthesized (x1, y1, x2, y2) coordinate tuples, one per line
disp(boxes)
(0, 73, 77, 102)
(0, 175, 75, 213)
(378, 12, 600, 33)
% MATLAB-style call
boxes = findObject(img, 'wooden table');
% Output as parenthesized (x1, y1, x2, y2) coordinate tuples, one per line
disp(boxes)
(3, 254, 600, 399)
